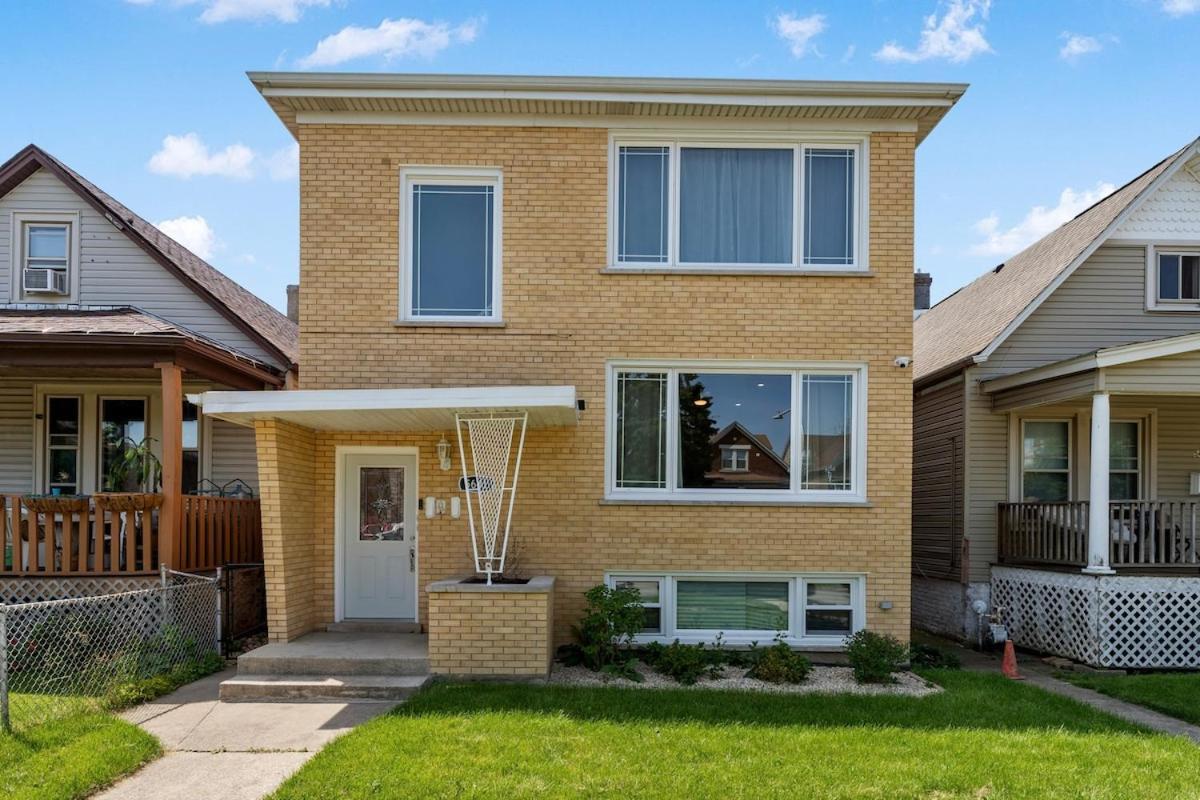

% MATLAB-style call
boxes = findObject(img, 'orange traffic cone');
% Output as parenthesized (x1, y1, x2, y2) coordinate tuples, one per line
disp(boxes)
(1001, 639, 1022, 680)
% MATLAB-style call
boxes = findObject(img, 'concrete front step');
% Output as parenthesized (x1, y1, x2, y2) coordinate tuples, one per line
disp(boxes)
(220, 674, 431, 703)
(326, 620, 422, 634)
(237, 632, 430, 677)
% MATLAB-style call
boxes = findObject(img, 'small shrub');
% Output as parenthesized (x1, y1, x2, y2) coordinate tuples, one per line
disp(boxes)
(910, 642, 962, 670)
(644, 640, 719, 685)
(748, 639, 812, 684)
(845, 630, 908, 684)
(562, 584, 645, 679)
(102, 651, 225, 710)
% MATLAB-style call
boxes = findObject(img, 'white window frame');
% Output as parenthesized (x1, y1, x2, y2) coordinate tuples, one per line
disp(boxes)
(607, 133, 869, 272)
(399, 166, 503, 323)
(604, 359, 868, 504)
(611, 575, 664, 634)
(44, 395, 82, 495)
(10, 211, 81, 302)
(719, 444, 750, 473)
(605, 571, 866, 648)
(1108, 418, 1143, 502)
(1147, 246, 1200, 311)
(1018, 418, 1073, 502)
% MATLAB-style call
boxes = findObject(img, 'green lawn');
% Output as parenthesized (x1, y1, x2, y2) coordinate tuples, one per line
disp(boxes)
(0, 713, 159, 800)
(1063, 670, 1200, 726)
(270, 670, 1200, 800)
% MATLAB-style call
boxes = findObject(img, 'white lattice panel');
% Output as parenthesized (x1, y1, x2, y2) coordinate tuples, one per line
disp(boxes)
(0, 576, 157, 605)
(992, 566, 1200, 669)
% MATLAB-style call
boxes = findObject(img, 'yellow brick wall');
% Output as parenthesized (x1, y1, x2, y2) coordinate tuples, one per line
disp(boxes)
(271, 124, 915, 644)
(427, 585, 554, 676)
(255, 418, 320, 642)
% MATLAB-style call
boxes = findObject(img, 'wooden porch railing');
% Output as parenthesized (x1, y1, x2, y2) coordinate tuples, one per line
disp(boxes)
(998, 500, 1200, 570)
(0, 493, 262, 576)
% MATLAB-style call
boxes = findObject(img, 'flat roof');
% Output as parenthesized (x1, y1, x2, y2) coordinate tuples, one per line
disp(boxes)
(195, 385, 578, 431)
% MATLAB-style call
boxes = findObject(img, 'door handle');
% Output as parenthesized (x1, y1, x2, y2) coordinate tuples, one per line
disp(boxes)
(409, 546, 415, 573)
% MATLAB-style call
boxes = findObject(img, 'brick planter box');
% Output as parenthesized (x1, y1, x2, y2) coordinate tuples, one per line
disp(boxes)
(427, 576, 556, 678)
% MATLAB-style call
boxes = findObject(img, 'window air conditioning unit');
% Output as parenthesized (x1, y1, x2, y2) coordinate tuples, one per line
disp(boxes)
(23, 268, 68, 295)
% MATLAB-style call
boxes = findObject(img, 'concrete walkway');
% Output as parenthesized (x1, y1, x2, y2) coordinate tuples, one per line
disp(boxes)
(96, 668, 397, 800)
(946, 638, 1200, 744)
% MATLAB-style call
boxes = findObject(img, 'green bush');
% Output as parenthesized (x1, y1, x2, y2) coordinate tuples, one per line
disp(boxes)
(747, 640, 812, 684)
(910, 642, 962, 670)
(561, 584, 645, 680)
(845, 631, 909, 684)
(643, 640, 721, 685)
(103, 652, 225, 710)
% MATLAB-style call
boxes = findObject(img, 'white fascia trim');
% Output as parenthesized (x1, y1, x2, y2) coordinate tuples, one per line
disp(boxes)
(973, 138, 1200, 369)
(195, 385, 577, 417)
(981, 331, 1200, 393)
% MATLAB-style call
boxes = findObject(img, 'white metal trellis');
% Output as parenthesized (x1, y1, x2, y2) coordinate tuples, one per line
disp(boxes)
(456, 412, 527, 584)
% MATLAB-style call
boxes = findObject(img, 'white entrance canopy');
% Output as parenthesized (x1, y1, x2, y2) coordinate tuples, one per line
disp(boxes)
(192, 385, 578, 431)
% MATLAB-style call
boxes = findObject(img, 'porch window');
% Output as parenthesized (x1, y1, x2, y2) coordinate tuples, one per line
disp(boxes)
(1157, 252, 1200, 303)
(609, 363, 864, 501)
(1021, 420, 1071, 502)
(402, 168, 501, 322)
(610, 138, 864, 271)
(99, 398, 148, 492)
(45, 396, 80, 495)
(1109, 421, 1141, 501)
(183, 401, 200, 494)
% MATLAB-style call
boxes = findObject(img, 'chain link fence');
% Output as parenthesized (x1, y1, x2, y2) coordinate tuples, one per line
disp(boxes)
(0, 568, 219, 732)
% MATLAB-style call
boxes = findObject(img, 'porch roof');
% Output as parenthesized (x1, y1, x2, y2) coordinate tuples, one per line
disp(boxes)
(982, 332, 1200, 411)
(194, 385, 579, 431)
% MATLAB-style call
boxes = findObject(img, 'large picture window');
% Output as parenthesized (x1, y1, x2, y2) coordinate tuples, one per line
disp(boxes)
(401, 168, 502, 322)
(608, 572, 864, 645)
(611, 138, 864, 270)
(608, 363, 864, 501)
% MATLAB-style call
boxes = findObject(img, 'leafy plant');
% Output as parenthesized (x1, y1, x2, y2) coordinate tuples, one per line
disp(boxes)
(845, 630, 909, 684)
(748, 636, 812, 684)
(102, 652, 225, 710)
(105, 436, 162, 492)
(910, 642, 962, 670)
(643, 640, 723, 685)
(562, 584, 645, 680)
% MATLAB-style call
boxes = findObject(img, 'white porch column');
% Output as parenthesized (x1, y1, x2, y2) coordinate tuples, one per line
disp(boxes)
(1084, 391, 1115, 575)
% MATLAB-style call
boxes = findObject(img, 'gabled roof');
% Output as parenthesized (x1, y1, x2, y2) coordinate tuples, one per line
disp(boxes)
(0, 145, 298, 367)
(710, 421, 791, 472)
(914, 136, 1200, 384)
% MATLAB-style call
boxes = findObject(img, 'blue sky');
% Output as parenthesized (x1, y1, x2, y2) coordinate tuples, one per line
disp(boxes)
(2, 0, 1198, 310)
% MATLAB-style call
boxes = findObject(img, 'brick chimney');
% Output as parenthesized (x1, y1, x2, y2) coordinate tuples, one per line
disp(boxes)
(914, 272, 932, 313)
(286, 284, 299, 324)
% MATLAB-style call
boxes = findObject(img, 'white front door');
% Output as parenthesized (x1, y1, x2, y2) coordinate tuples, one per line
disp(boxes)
(341, 452, 418, 619)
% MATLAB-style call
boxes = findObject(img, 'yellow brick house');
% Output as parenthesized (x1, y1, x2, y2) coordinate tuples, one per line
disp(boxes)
(200, 73, 965, 688)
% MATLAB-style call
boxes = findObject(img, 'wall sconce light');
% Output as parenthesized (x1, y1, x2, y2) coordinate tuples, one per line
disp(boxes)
(436, 434, 452, 471)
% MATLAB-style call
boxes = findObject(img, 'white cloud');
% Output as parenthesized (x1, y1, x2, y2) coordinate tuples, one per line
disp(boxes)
(299, 17, 481, 68)
(1163, 0, 1200, 16)
(771, 13, 827, 58)
(875, 0, 992, 63)
(148, 134, 254, 180)
(265, 143, 299, 181)
(157, 215, 218, 260)
(970, 182, 1115, 257)
(127, 0, 332, 24)
(1059, 33, 1103, 62)
(840, 44, 857, 63)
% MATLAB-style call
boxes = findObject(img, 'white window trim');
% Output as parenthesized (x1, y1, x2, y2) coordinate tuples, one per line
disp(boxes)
(44, 395, 82, 495)
(1146, 245, 1200, 311)
(719, 444, 750, 473)
(604, 359, 868, 504)
(398, 166, 503, 323)
(611, 575, 664, 634)
(10, 211, 81, 303)
(606, 132, 869, 273)
(605, 571, 866, 648)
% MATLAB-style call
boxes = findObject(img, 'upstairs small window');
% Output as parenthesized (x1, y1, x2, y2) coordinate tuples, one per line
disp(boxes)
(1157, 252, 1200, 304)
(22, 223, 71, 296)
(401, 169, 502, 322)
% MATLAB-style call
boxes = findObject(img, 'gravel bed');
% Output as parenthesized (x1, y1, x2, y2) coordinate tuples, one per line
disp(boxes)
(546, 661, 941, 697)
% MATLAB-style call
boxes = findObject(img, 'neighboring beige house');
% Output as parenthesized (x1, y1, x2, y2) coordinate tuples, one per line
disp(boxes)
(200, 73, 965, 686)
(913, 137, 1200, 668)
(0, 145, 296, 601)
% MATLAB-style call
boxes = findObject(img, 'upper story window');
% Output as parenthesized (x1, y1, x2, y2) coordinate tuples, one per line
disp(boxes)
(610, 137, 866, 271)
(21, 222, 71, 296)
(1157, 252, 1199, 303)
(400, 168, 502, 322)
(607, 362, 866, 503)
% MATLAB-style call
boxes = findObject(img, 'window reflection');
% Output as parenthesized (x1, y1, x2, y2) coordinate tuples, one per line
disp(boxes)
(678, 373, 791, 490)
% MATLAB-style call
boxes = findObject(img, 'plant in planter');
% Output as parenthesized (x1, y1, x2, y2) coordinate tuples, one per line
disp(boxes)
(845, 630, 909, 684)
(560, 584, 644, 681)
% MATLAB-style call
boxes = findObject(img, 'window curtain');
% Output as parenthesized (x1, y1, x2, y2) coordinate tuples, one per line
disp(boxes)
(804, 149, 855, 265)
(679, 148, 793, 264)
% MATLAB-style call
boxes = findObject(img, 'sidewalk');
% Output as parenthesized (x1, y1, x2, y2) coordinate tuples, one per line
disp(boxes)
(95, 668, 397, 800)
